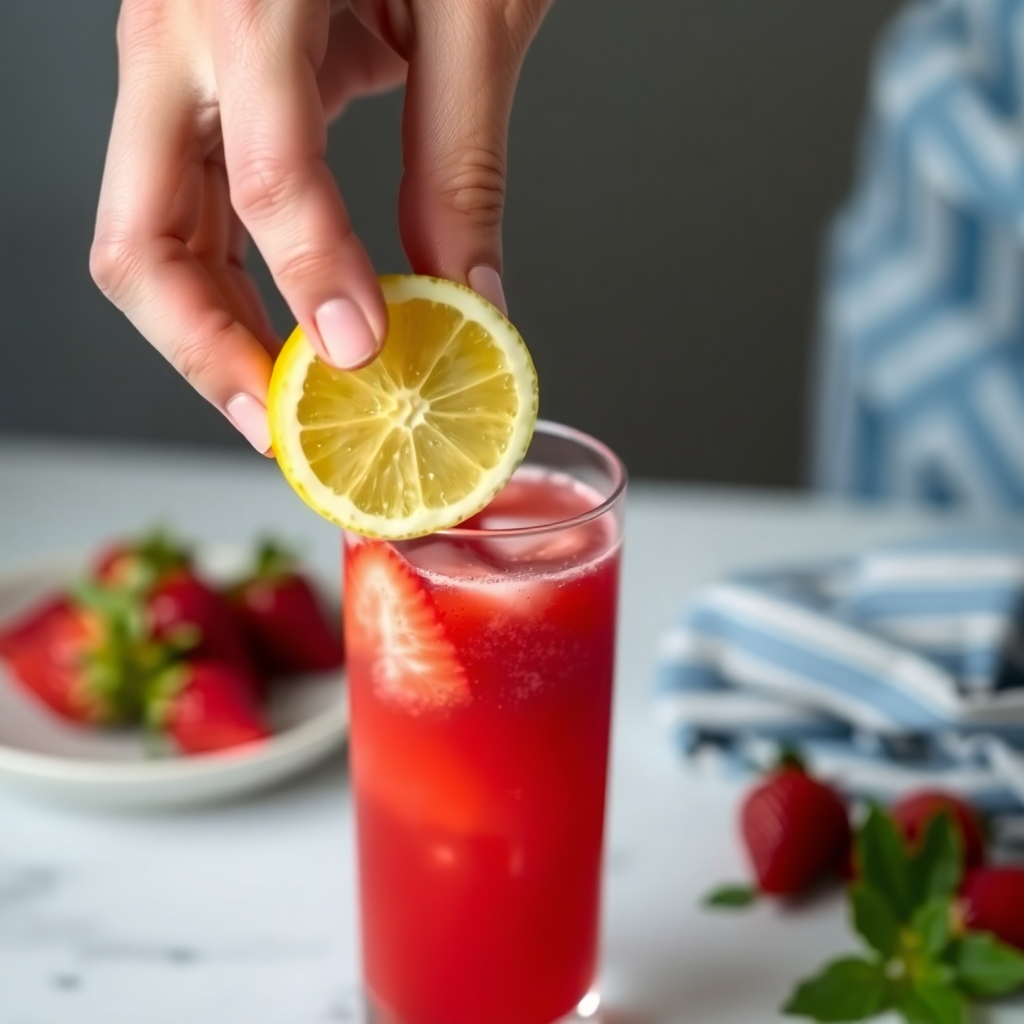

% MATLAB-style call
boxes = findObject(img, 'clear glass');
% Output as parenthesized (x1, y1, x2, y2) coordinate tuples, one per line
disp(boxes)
(344, 421, 627, 1024)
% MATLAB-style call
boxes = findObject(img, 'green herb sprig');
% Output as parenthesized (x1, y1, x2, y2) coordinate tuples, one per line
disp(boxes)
(784, 807, 1024, 1024)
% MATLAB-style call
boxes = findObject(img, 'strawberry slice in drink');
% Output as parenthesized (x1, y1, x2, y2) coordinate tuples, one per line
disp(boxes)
(344, 541, 469, 711)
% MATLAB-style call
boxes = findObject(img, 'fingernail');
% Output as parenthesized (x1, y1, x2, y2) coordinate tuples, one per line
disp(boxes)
(315, 298, 379, 368)
(468, 266, 508, 317)
(226, 393, 271, 454)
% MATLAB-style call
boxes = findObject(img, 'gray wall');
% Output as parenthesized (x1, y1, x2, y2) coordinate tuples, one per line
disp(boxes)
(0, 0, 900, 485)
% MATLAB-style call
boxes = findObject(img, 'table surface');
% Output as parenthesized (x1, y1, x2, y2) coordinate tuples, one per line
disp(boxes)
(0, 438, 1017, 1024)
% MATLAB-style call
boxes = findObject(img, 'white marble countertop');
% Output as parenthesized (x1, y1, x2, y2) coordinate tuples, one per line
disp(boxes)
(0, 438, 1016, 1024)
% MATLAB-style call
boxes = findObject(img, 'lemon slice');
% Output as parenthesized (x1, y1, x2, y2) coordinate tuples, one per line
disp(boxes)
(268, 274, 539, 539)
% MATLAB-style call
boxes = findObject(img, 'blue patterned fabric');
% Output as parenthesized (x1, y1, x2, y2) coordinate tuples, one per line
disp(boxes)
(815, 0, 1024, 510)
(654, 534, 1024, 811)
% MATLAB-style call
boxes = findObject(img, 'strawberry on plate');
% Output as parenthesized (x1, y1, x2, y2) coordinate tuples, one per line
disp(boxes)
(344, 541, 469, 711)
(147, 571, 260, 688)
(93, 530, 191, 588)
(148, 660, 269, 754)
(230, 541, 343, 676)
(0, 590, 154, 724)
(92, 530, 259, 688)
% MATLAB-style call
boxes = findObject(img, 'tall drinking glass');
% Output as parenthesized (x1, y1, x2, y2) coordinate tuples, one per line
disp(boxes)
(344, 421, 627, 1024)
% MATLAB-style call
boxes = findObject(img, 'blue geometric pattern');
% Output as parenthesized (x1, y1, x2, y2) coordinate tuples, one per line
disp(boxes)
(815, 0, 1024, 510)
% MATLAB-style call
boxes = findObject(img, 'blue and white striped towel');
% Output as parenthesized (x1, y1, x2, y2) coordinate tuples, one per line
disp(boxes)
(655, 534, 1024, 813)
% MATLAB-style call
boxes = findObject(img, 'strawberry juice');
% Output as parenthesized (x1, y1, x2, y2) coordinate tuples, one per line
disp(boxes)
(344, 424, 625, 1024)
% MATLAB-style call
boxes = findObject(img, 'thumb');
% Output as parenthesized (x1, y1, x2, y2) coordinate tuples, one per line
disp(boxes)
(396, 0, 551, 315)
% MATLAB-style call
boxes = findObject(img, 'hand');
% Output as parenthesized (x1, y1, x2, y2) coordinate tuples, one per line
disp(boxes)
(91, 0, 552, 453)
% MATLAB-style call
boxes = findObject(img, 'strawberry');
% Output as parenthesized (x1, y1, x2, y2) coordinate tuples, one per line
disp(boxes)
(344, 541, 469, 710)
(95, 531, 262, 690)
(960, 867, 1024, 951)
(147, 571, 260, 688)
(149, 660, 269, 754)
(892, 789, 986, 869)
(0, 589, 158, 723)
(739, 757, 851, 896)
(230, 541, 343, 676)
(93, 530, 191, 588)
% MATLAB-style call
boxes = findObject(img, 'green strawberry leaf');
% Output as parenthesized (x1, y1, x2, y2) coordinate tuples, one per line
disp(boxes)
(858, 805, 913, 922)
(849, 883, 899, 957)
(911, 898, 952, 959)
(703, 884, 758, 909)
(950, 932, 1024, 998)
(782, 957, 892, 1021)
(909, 811, 963, 908)
(775, 744, 808, 773)
(253, 537, 299, 579)
(135, 527, 191, 575)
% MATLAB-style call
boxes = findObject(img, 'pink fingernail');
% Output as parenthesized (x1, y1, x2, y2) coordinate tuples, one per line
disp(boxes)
(468, 266, 508, 317)
(315, 298, 379, 368)
(226, 393, 271, 454)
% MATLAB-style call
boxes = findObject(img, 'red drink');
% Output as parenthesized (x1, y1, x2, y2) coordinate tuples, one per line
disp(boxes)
(345, 426, 625, 1024)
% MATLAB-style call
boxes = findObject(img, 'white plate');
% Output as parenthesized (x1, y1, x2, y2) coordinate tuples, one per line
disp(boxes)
(0, 549, 348, 811)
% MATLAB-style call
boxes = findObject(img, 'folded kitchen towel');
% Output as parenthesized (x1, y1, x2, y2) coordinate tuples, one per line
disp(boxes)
(654, 533, 1024, 813)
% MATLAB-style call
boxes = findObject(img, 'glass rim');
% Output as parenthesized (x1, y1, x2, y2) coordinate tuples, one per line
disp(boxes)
(439, 419, 627, 540)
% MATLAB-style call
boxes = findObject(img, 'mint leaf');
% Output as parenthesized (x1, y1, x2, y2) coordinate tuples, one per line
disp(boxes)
(917, 961, 955, 988)
(858, 805, 912, 922)
(848, 884, 899, 957)
(703, 884, 758, 909)
(911, 898, 951, 958)
(894, 987, 931, 1024)
(909, 811, 962, 908)
(782, 957, 891, 1021)
(951, 932, 1024, 997)
(911, 982, 966, 1024)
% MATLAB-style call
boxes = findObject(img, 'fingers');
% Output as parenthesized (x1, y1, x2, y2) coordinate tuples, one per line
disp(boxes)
(318, 7, 406, 122)
(214, 0, 387, 371)
(90, 16, 274, 454)
(397, 0, 553, 316)
(191, 157, 279, 356)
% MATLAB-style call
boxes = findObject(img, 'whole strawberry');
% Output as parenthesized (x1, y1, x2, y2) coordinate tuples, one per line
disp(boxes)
(148, 571, 261, 689)
(0, 589, 159, 724)
(148, 660, 269, 754)
(93, 529, 191, 588)
(740, 756, 851, 896)
(230, 540, 343, 676)
(706, 753, 852, 907)
(892, 789, 986, 869)
(90, 529, 259, 689)
(961, 867, 1024, 951)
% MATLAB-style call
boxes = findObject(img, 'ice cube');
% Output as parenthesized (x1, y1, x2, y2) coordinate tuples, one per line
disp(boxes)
(403, 538, 498, 580)
(478, 519, 611, 570)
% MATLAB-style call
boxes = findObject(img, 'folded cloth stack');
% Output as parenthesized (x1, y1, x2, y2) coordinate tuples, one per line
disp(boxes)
(654, 534, 1024, 813)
